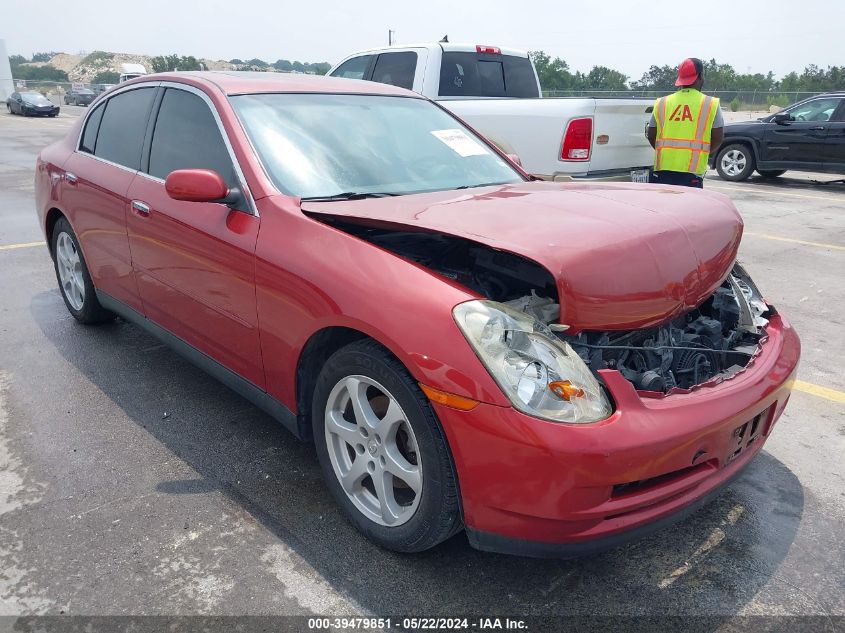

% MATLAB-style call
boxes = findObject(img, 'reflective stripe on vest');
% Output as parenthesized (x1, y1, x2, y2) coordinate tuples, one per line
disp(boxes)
(653, 89, 720, 175)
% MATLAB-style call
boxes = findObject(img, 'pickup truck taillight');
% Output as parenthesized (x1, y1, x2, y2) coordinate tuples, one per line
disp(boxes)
(561, 117, 593, 161)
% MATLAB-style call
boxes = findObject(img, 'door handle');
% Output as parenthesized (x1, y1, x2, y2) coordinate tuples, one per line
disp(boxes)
(809, 126, 826, 131)
(65, 172, 78, 184)
(131, 200, 151, 216)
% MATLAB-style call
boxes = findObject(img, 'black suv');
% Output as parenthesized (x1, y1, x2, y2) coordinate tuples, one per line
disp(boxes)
(713, 93, 845, 181)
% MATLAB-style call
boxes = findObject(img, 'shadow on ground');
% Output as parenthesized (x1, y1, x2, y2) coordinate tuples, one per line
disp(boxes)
(31, 290, 806, 618)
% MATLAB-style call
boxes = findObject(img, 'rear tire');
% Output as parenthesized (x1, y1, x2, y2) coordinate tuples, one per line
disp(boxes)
(757, 169, 786, 179)
(716, 144, 755, 181)
(312, 339, 462, 553)
(51, 217, 114, 324)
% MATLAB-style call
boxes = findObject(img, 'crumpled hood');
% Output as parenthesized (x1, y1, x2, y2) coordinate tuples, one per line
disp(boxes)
(302, 181, 743, 331)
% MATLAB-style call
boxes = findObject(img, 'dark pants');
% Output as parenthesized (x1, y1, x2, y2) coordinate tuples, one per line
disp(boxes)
(649, 170, 704, 188)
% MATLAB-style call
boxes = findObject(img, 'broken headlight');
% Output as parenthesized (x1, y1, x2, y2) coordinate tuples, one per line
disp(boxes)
(453, 300, 612, 423)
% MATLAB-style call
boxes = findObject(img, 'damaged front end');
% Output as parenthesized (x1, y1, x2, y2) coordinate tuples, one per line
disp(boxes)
(559, 264, 771, 395)
(312, 215, 769, 406)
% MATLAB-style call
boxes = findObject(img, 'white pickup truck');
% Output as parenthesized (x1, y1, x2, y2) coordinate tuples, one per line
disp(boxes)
(328, 43, 654, 182)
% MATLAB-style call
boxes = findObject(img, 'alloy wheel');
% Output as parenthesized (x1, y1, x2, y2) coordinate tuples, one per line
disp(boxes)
(720, 149, 747, 177)
(56, 232, 85, 310)
(324, 374, 422, 527)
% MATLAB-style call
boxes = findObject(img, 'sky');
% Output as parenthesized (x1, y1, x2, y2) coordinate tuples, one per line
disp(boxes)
(4, 0, 844, 80)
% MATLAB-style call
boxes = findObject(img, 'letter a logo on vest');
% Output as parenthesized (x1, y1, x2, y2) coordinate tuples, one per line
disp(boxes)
(669, 105, 694, 122)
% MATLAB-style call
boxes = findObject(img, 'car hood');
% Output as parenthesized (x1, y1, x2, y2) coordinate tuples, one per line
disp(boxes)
(302, 181, 743, 331)
(725, 119, 766, 132)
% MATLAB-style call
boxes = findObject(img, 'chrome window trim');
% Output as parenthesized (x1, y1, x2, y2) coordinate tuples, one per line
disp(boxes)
(74, 80, 257, 216)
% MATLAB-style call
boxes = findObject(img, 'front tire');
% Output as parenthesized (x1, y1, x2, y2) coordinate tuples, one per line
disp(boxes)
(716, 144, 756, 181)
(757, 169, 786, 179)
(312, 339, 461, 553)
(51, 217, 114, 324)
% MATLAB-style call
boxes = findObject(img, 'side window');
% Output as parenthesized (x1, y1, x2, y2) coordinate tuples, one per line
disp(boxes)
(331, 55, 373, 80)
(786, 98, 841, 122)
(94, 87, 156, 169)
(147, 88, 236, 186)
(79, 102, 105, 154)
(370, 52, 417, 90)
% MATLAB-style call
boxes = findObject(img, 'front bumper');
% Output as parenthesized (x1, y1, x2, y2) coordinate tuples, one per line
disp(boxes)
(25, 107, 59, 116)
(435, 313, 800, 557)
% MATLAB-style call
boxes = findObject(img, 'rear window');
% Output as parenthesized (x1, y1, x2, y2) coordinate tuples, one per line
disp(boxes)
(439, 52, 539, 98)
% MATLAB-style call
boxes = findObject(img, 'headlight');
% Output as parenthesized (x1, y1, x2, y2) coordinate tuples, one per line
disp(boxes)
(453, 300, 612, 423)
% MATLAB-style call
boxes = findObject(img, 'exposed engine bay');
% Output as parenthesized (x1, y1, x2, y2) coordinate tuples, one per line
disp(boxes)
(319, 220, 558, 302)
(558, 267, 770, 392)
(319, 219, 770, 394)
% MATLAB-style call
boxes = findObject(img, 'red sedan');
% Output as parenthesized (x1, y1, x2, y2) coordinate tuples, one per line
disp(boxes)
(34, 72, 800, 557)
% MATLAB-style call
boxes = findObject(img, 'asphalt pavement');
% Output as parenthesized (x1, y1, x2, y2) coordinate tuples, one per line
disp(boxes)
(0, 107, 843, 627)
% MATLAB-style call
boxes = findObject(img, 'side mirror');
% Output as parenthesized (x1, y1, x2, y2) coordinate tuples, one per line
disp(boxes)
(505, 153, 522, 167)
(165, 169, 238, 205)
(772, 112, 793, 125)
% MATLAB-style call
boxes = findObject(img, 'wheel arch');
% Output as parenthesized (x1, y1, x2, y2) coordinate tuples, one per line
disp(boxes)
(713, 136, 761, 165)
(294, 326, 373, 442)
(44, 207, 67, 256)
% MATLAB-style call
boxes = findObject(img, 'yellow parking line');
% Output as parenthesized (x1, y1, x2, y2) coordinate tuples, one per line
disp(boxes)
(744, 233, 845, 251)
(0, 241, 43, 251)
(793, 380, 845, 404)
(708, 183, 843, 203)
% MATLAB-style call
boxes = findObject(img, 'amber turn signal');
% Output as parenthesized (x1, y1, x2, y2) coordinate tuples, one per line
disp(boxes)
(549, 380, 585, 401)
(419, 384, 480, 411)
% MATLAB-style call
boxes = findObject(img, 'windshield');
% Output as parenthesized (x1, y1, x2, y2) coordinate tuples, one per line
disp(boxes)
(231, 93, 524, 199)
(22, 93, 51, 105)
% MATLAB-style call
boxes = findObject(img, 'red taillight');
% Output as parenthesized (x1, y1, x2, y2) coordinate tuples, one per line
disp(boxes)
(475, 45, 501, 54)
(561, 117, 593, 161)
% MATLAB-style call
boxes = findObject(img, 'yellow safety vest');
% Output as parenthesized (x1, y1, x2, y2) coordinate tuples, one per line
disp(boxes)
(653, 89, 720, 176)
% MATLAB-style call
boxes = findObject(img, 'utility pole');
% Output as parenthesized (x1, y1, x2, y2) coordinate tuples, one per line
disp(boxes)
(388, 30, 395, 46)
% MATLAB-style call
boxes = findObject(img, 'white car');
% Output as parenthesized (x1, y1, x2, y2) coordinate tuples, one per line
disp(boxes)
(329, 43, 654, 182)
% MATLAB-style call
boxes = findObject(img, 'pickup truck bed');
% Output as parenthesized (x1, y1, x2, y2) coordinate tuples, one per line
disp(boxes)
(445, 97, 653, 180)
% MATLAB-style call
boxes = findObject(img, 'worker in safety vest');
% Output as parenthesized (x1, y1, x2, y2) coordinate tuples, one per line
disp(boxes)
(647, 58, 724, 188)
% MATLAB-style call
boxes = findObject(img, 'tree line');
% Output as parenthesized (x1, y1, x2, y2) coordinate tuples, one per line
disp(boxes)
(530, 51, 844, 94)
(10, 49, 842, 94)
(228, 58, 331, 75)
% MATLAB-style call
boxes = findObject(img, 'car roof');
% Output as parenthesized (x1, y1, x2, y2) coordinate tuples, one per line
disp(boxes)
(337, 42, 529, 58)
(131, 71, 423, 98)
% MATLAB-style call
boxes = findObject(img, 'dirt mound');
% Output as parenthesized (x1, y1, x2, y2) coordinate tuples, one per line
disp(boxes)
(47, 51, 235, 81)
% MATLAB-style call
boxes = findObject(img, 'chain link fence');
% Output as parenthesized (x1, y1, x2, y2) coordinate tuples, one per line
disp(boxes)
(541, 89, 827, 111)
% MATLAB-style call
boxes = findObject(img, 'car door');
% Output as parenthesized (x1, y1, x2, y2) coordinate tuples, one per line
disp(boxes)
(761, 97, 840, 168)
(822, 99, 845, 172)
(61, 86, 157, 314)
(125, 84, 264, 387)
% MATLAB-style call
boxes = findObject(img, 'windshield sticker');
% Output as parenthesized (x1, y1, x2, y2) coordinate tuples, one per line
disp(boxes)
(430, 129, 489, 157)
